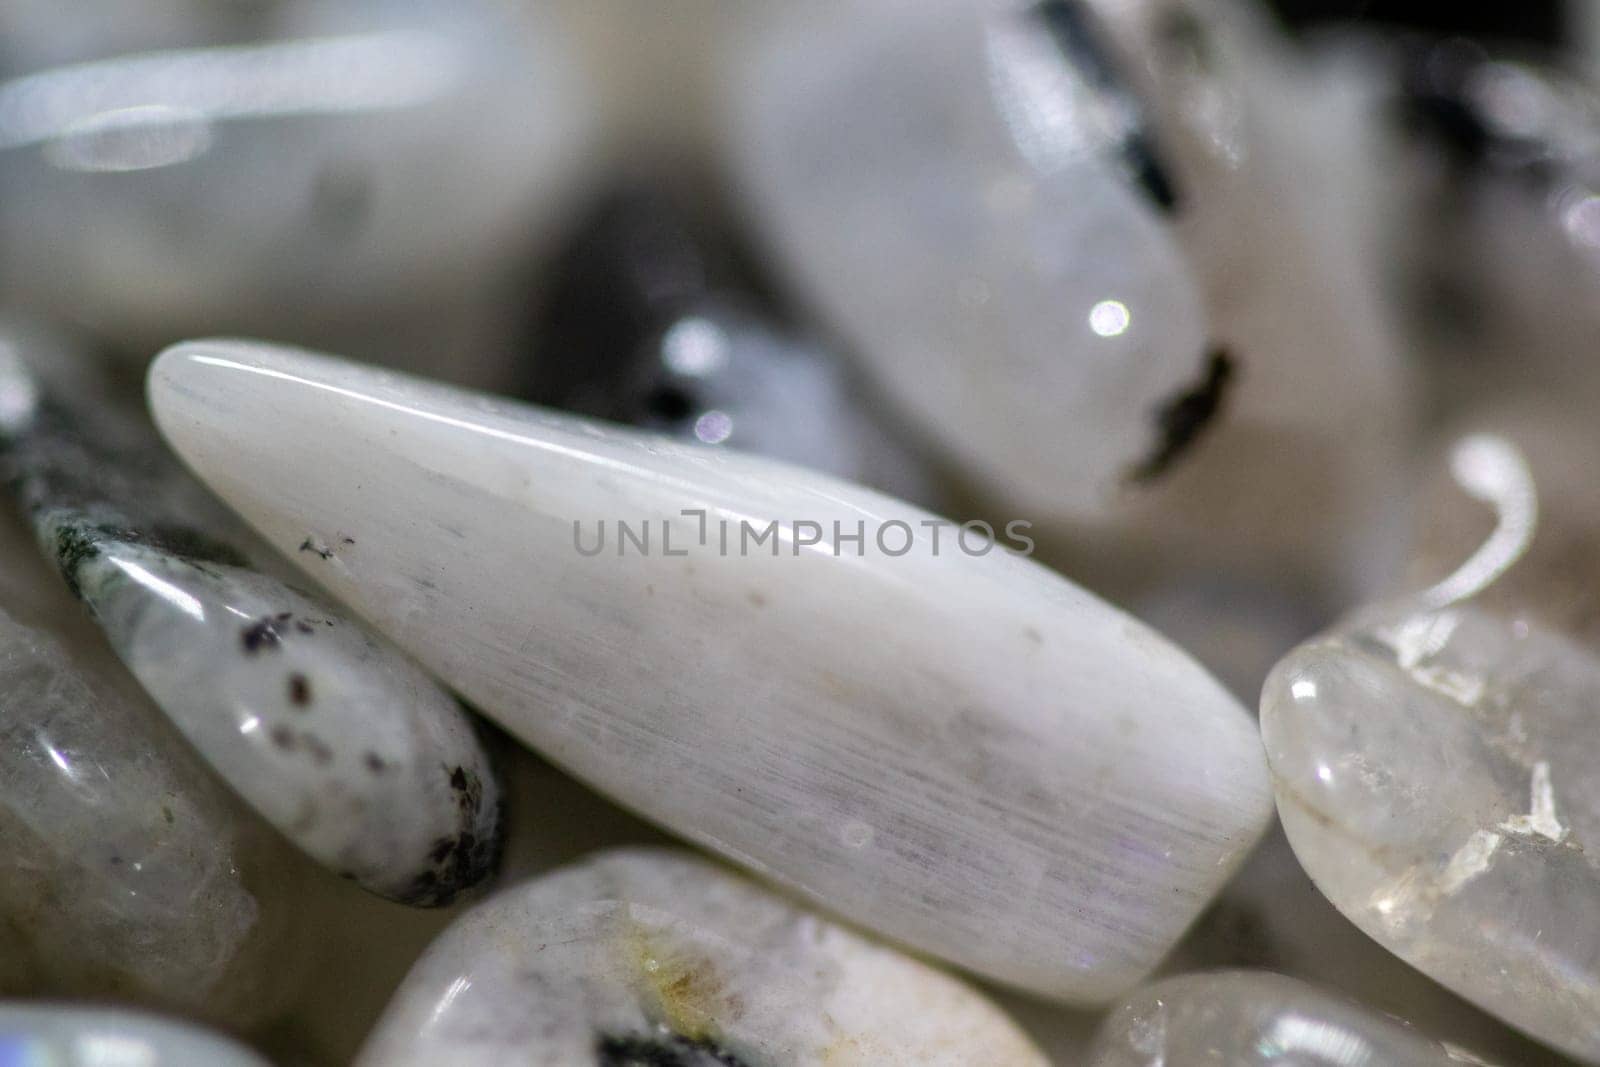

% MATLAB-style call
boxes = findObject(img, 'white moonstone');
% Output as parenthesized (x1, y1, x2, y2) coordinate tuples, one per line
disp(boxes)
(0, 0, 591, 389)
(149, 339, 1271, 1003)
(1087, 971, 1498, 1066)
(0, 333, 502, 906)
(723, 0, 1212, 519)
(0, 1003, 271, 1067)
(0, 510, 301, 1024)
(357, 848, 1049, 1067)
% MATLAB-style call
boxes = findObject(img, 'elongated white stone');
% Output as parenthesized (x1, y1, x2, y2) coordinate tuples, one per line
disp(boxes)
(1087, 971, 1499, 1066)
(0, 509, 299, 1024)
(0, 1003, 272, 1067)
(0, 332, 502, 906)
(149, 339, 1271, 1002)
(1262, 421, 1600, 1062)
(358, 848, 1049, 1067)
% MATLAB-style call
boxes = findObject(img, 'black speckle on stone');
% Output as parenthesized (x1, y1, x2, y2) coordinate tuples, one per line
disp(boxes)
(299, 537, 334, 560)
(161, 805, 174, 825)
(288, 673, 312, 707)
(341, 537, 355, 545)
(302, 734, 334, 766)
(144, 523, 250, 569)
(364, 751, 388, 774)
(595, 1032, 751, 1067)
(241, 616, 285, 654)
(270, 725, 297, 751)
(1127, 346, 1234, 483)
(396, 764, 502, 907)
(51, 523, 104, 600)
(428, 837, 455, 864)
(295, 619, 316, 635)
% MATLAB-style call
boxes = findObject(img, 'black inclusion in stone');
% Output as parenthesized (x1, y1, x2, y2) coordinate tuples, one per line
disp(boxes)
(1128, 346, 1235, 483)
(595, 1032, 752, 1067)
(1031, 0, 1180, 213)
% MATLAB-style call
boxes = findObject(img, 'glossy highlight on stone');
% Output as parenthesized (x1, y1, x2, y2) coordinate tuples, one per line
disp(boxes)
(0, 1002, 272, 1067)
(1087, 971, 1497, 1066)
(149, 339, 1272, 1003)
(357, 848, 1049, 1067)
(0, 330, 502, 907)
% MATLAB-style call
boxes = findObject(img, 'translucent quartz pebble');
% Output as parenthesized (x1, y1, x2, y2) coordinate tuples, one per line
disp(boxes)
(1262, 608, 1600, 1062)
(356, 848, 1050, 1067)
(0, 332, 502, 906)
(149, 340, 1271, 1003)
(723, 0, 1212, 519)
(0, 511, 297, 1024)
(1087, 971, 1499, 1066)
(0, 1002, 272, 1067)
(0, 0, 591, 388)
(530, 188, 939, 504)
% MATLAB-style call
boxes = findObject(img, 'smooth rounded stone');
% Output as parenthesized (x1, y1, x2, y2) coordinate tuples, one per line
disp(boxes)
(1167, 825, 1575, 1067)
(0, 510, 301, 1025)
(0, 334, 503, 907)
(729, 0, 1410, 596)
(724, 0, 1214, 520)
(0, 0, 591, 389)
(149, 340, 1272, 1003)
(530, 188, 941, 505)
(357, 848, 1050, 1066)
(0, 1002, 272, 1067)
(1262, 605, 1600, 1062)
(1086, 971, 1499, 1066)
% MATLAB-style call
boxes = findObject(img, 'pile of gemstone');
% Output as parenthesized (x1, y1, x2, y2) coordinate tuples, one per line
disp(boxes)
(2, 1, 1599, 1064)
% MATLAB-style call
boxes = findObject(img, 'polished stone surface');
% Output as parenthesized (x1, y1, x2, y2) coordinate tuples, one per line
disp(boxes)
(0, 509, 298, 1024)
(357, 848, 1049, 1066)
(150, 339, 1271, 1003)
(0, 331, 502, 906)
(0, 0, 592, 388)
(1088, 971, 1497, 1065)
(1263, 604, 1600, 1060)
(0, 1002, 272, 1067)
(725, 0, 1213, 519)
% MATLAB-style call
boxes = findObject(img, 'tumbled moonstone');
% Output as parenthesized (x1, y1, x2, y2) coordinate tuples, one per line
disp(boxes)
(0, 512, 296, 1023)
(0, 336, 502, 906)
(358, 848, 1049, 1066)
(724, 0, 1213, 519)
(149, 340, 1271, 1002)
(1262, 607, 1600, 1062)
(1087, 971, 1494, 1066)
(0, 1002, 271, 1067)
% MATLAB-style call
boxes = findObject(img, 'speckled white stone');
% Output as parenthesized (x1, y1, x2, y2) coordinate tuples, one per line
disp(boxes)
(149, 339, 1271, 1003)
(357, 848, 1050, 1067)
(1087, 971, 1500, 1066)
(0, 1002, 272, 1067)
(0, 331, 502, 906)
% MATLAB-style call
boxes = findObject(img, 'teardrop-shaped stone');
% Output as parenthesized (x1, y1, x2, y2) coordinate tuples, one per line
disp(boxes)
(357, 848, 1049, 1066)
(0, 326, 502, 906)
(149, 339, 1271, 1003)
(1087, 971, 1499, 1065)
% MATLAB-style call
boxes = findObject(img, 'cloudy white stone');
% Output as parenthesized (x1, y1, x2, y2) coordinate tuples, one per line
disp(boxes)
(0, 333, 502, 906)
(0, 1002, 272, 1067)
(1087, 971, 1499, 1066)
(724, 0, 1213, 519)
(357, 848, 1049, 1067)
(149, 339, 1272, 1003)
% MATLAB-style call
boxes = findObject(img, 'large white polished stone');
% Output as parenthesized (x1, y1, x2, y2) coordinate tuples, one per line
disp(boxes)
(357, 848, 1049, 1067)
(149, 339, 1271, 1003)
